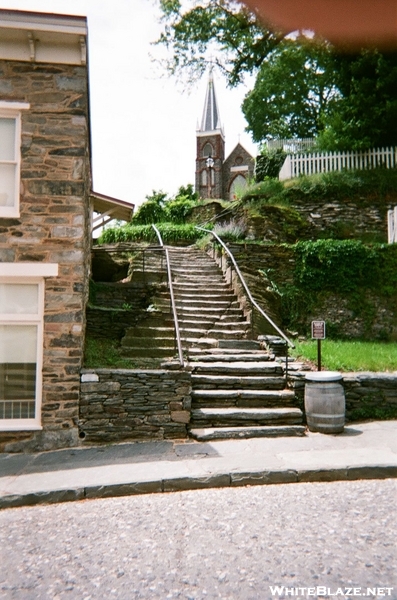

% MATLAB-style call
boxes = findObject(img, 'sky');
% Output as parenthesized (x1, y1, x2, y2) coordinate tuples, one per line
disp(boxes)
(0, 0, 258, 207)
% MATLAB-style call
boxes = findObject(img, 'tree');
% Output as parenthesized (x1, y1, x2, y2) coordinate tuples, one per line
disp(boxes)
(242, 36, 339, 141)
(155, 0, 286, 86)
(318, 49, 397, 150)
(156, 1, 397, 149)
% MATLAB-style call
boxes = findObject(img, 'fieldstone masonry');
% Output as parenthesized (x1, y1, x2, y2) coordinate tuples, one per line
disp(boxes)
(290, 371, 397, 421)
(79, 369, 191, 443)
(0, 58, 91, 452)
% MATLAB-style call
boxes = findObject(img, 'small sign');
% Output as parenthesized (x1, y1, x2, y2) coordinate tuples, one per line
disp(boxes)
(311, 320, 326, 339)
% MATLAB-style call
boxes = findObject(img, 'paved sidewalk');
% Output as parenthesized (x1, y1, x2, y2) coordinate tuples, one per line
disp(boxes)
(1, 420, 396, 509)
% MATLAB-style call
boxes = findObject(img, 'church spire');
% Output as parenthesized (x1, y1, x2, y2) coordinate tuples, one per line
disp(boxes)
(199, 69, 222, 133)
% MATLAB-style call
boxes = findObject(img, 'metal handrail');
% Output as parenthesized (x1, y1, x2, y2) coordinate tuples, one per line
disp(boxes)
(152, 225, 184, 366)
(195, 226, 295, 349)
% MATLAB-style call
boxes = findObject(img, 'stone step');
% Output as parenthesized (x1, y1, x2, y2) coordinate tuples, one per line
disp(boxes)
(191, 374, 286, 390)
(189, 425, 306, 441)
(121, 335, 175, 348)
(175, 300, 240, 309)
(173, 293, 237, 302)
(176, 307, 243, 317)
(179, 327, 249, 340)
(190, 407, 303, 427)
(122, 326, 175, 339)
(120, 346, 175, 358)
(218, 339, 261, 350)
(172, 282, 231, 291)
(189, 361, 284, 375)
(191, 389, 295, 408)
(178, 320, 249, 331)
(187, 352, 272, 362)
(181, 337, 219, 349)
(178, 314, 247, 325)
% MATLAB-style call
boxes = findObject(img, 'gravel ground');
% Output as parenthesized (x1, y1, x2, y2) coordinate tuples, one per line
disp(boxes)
(0, 479, 396, 600)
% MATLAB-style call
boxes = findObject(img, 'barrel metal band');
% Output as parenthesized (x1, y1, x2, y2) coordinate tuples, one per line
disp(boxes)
(307, 413, 344, 419)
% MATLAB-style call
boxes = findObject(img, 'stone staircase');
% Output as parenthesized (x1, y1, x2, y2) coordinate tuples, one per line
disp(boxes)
(121, 244, 305, 439)
(169, 246, 304, 439)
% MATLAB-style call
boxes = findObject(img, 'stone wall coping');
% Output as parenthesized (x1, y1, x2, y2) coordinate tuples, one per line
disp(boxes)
(80, 368, 189, 376)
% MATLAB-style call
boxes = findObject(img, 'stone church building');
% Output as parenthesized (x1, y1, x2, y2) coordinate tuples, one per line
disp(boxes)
(195, 72, 255, 201)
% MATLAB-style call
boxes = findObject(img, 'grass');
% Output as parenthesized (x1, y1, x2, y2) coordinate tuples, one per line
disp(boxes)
(84, 337, 138, 369)
(291, 340, 397, 372)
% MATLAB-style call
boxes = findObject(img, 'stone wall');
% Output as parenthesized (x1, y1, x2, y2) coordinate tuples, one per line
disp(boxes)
(212, 243, 397, 341)
(0, 60, 91, 452)
(289, 195, 395, 242)
(79, 369, 191, 443)
(290, 371, 397, 421)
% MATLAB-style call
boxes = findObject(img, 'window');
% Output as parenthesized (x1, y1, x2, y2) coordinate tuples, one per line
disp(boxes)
(202, 143, 213, 158)
(0, 263, 57, 431)
(0, 282, 42, 429)
(0, 102, 30, 218)
(229, 174, 247, 200)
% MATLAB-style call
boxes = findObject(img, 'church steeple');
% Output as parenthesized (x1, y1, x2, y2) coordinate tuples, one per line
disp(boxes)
(199, 70, 223, 134)
(195, 70, 225, 199)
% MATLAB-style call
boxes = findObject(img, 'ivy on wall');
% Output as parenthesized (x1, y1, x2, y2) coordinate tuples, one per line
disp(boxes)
(274, 240, 397, 338)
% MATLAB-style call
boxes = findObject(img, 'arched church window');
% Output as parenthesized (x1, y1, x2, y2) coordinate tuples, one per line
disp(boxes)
(201, 170, 207, 185)
(229, 174, 247, 200)
(203, 143, 213, 158)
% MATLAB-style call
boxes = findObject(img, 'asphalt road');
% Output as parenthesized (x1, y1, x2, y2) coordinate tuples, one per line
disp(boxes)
(0, 479, 396, 600)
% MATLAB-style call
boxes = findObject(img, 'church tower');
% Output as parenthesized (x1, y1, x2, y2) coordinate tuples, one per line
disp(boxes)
(195, 71, 225, 199)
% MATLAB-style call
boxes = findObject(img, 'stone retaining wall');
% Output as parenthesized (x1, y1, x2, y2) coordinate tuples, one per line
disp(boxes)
(79, 369, 191, 443)
(79, 368, 397, 446)
(290, 371, 397, 421)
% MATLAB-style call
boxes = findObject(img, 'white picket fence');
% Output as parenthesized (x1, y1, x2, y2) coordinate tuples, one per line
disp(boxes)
(279, 147, 397, 181)
(266, 137, 316, 153)
(388, 207, 397, 244)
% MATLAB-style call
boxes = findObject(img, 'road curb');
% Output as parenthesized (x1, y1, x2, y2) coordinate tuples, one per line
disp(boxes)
(1, 464, 396, 510)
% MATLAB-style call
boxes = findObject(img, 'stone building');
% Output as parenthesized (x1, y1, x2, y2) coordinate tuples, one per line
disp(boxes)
(195, 72, 255, 201)
(0, 9, 135, 452)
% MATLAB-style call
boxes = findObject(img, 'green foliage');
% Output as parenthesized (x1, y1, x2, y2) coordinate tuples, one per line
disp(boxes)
(175, 183, 199, 202)
(98, 222, 205, 245)
(291, 340, 397, 372)
(283, 168, 397, 202)
(84, 337, 137, 369)
(155, 0, 284, 87)
(293, 240, 378, 293)
(243, 36, 338, 141)
(317, 49, 397, 150)
(164, 198, 195, 223)
(132, 200, 167, 225)
(255, 149, 287, 181)
(156, 1, 397, 149)
(240, 178, 285, 202)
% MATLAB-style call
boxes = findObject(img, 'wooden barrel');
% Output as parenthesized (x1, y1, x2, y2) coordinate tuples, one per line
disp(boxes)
(304, 371, 345, 434)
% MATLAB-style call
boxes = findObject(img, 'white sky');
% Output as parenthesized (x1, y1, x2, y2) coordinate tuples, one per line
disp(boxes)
(0, 0, 258, 207)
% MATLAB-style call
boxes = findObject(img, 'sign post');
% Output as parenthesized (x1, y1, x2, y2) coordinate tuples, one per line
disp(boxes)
(311, 320, 326, 371)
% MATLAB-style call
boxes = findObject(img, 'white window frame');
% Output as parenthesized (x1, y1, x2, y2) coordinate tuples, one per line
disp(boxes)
(0, 263, 58, 431)
(0, 101, 30, 219)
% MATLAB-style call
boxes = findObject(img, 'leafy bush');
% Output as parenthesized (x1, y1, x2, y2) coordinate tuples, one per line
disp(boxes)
(132, 200, 167, 225)
(293, 239, 379, 293)
(255, 148, 287, 181)
(284, 168, 397, 201)
(98, 223, 206, 245)
(165, 198, 196, 223)
(241, 178, 285, 203)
